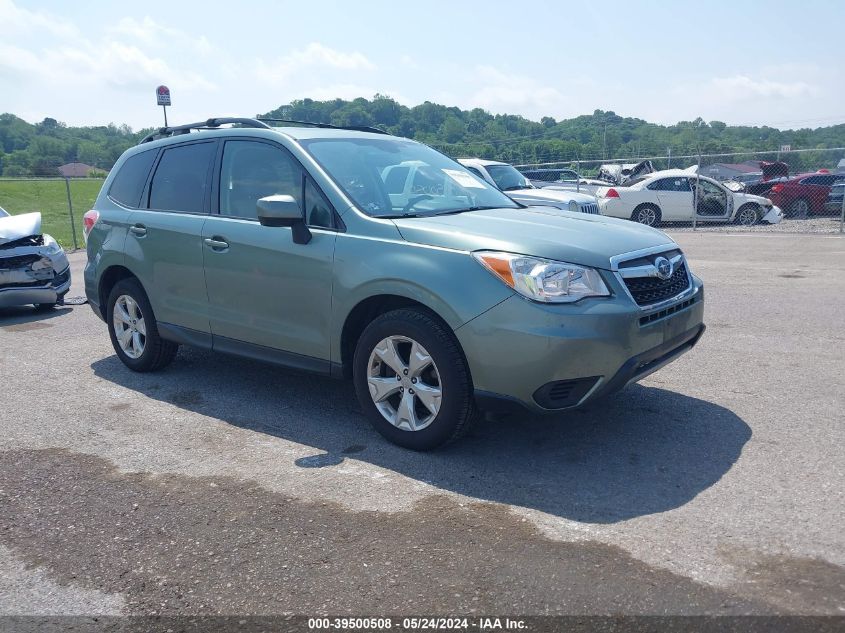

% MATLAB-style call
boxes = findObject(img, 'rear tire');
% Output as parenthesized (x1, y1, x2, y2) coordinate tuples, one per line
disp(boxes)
(353, 308, 478, 450)
(107, 278, 178, 372)
(789, 198, 810, 219)
(631, 204, 661, 227)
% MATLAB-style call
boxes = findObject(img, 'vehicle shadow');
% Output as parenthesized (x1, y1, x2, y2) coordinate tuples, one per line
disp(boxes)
(91, 347, 751, 524)
(0, 305, 73, 327)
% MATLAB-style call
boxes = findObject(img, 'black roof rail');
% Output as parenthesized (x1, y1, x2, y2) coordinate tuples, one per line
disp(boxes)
(256, 118, 389, 135)
(139, 117, 272, 144)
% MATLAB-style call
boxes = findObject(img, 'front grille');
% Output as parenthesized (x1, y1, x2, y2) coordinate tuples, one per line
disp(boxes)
(1, 280, 47, 289)
(0, 254, 42, 270)
(639, 296, 697, 326)
(580, 202, 600, 215)
(624, 262, 690, 306)
(0, 235, 43, 250)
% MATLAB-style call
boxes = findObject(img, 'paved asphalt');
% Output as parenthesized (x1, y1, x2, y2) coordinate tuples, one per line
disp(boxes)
(0, 232, 843, 616)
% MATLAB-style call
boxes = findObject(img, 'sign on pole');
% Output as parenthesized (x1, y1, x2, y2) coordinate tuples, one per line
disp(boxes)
(156, 85, 171, 127)
(156, 85, 171, 106)
(780, 144, 791, 153)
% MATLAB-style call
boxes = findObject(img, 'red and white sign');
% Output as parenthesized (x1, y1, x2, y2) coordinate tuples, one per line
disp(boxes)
(156, 85, 171, 106)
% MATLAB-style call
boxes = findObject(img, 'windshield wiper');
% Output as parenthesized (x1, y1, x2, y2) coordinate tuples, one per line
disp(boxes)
(433, 206, 503, 216)
(379, 212, 425, 219)
(382, 206, 505, 219)
(501, 185, 526, 192)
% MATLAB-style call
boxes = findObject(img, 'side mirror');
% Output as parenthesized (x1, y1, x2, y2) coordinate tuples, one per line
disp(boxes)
(256, 195, 311, 244)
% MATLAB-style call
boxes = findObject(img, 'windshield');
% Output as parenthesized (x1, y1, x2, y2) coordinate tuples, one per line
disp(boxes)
(485, 164, 531, 191)
(0, 207, 8, 217)
(300, 138, 519, 218)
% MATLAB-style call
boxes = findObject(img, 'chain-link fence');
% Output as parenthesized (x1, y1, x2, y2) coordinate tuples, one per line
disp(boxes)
(514, 147, 845, 234)
(0, 177, 104, 250)
(2, 149, 844, 244)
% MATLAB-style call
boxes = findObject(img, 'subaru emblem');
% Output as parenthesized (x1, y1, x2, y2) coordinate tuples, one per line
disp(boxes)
(655, 256, 673, 280)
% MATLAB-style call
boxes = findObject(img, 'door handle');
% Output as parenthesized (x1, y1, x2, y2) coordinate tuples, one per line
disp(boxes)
(129, 224, 147, 237)
(203, 237, 229, 250)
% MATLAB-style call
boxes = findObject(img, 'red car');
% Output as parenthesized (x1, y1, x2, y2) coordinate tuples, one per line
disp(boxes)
(766, 171, 843, 217)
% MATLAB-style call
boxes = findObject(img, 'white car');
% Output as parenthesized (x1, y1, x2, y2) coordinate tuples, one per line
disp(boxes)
(0, 208, 71, 309)
(596, 170, 784, 227)
(457, 158, 601, 215)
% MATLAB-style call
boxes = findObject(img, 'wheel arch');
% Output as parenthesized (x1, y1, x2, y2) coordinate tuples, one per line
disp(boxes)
(98, 265, 139, 313)
(338, 294, 456, 379)
(631, 202, 662, 223)
(734, 202, 762, 223)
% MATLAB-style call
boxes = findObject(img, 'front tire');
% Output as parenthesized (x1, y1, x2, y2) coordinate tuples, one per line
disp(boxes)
(353, 308, 478, 450)
(107, 278, 178, 372)
(631, 204, 661, 227)
(735, 204, 760, 226)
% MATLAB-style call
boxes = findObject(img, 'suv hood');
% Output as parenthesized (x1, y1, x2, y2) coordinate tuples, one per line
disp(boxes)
(0, 212, 41, 245)
(392, 207, 674, 270)
(508, 188, 596, 205)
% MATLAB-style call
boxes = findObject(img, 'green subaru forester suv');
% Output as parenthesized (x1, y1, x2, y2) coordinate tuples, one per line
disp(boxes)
(84, 118, 705, 450)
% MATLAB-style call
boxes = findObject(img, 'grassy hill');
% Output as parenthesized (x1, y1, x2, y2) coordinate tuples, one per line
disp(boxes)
(0, 178, 102, 249)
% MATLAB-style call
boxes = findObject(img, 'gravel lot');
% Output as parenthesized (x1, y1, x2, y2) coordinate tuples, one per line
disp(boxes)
(0, 232, 843, 617)
(666, 215, 844, 234)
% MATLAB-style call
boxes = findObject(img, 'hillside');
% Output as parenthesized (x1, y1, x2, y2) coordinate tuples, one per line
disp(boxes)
(2, 96, 845, 177)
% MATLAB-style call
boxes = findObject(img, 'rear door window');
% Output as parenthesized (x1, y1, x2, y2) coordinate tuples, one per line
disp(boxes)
(801, 175, 840, 186)
(148, 142, 217, 212)
(108, 149, 157, 208)
(647, 178, 690, 192)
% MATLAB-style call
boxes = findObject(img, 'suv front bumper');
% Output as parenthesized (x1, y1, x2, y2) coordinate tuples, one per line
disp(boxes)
(456, 277, 705, 414)
(0, 266, 71, 308)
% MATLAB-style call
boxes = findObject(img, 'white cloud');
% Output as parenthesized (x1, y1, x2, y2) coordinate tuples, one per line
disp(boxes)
(440, 65, 602, 122)
(109, 16, 214, 56)
(0, 0, 218, 109)
(709, 75, 817, 101)
(255, 42, 376, 84)
(639, 67, 835, 127)
(0, 0, 78, 39)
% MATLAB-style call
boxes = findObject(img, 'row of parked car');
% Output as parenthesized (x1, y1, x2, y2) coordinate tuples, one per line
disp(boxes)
(515, 158, 844, 223)
(448, 157, 783, 227)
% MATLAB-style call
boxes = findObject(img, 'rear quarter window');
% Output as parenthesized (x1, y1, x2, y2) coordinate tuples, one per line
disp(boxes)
(108, 149, 157, 208)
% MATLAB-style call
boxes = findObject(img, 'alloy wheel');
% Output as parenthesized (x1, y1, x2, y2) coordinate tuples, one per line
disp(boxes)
(738, 207, 758, 225)
(636, 207, 657, 226)
(366, 335, 442, 431)
(112, 294, 146, 359)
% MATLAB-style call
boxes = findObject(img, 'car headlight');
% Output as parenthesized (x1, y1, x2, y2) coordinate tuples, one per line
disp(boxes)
(473, 251, 610, 303)
(568, 200, 580, 213)
(42, 234, 63, 255)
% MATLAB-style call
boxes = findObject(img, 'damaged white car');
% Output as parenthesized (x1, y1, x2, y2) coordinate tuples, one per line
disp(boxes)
(0, 207, 71, 309)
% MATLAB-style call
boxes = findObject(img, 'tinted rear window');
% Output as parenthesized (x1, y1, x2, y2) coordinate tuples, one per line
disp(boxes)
(108, 149, 157, 208)
(149, 142, 217, 212)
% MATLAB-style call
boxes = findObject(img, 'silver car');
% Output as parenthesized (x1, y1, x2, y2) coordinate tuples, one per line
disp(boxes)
(0, 207, 71, 309)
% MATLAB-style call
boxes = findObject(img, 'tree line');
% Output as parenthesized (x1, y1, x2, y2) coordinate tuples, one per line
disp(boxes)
(2, 95, 844, 177)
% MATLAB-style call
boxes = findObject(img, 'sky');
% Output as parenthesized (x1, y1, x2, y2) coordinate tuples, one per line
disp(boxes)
(2, 0, 844, 131)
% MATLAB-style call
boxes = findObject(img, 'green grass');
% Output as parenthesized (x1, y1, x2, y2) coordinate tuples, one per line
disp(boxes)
(0, 178, 105, 250)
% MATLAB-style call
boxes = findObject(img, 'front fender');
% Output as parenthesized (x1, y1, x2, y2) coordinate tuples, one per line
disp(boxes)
(330, 232, 514, 361)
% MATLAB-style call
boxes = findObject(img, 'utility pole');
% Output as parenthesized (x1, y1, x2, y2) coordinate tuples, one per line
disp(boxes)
(667, 147, 672, 169)
(602, 122, 608, 160)
(693, 153, 701, 231)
